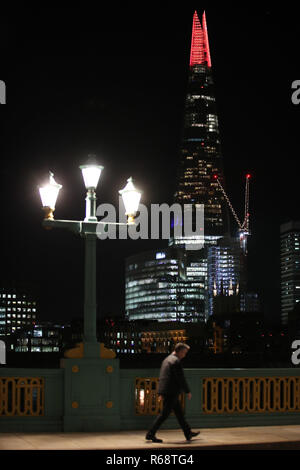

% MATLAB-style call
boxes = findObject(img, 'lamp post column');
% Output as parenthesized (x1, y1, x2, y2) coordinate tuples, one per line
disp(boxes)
(83, 233, 98, 346)
(85, 188, 97, 222)
(83, 187, 99, 357)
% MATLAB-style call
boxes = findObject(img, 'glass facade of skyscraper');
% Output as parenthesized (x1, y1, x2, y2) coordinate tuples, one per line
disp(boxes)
(174, 12, 229, 242)
(207, 237, 241, 315)
(280, 221, 300, 324)
(125, 11, 231, 322)
(125, 247, 206, 322)
(171, 11, 230, 317)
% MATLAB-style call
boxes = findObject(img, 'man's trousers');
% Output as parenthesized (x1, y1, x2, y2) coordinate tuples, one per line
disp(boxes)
(148, 393, 191, 437)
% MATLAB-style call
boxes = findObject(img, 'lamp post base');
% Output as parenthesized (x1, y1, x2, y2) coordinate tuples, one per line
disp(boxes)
(60, 356, 120, 432)
(63, 342, 116, 359)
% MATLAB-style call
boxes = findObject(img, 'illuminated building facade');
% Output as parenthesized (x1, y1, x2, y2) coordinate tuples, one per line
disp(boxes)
(125, 247, 206, 322)
(102, 318, 207, 354)
(169, 10, 230, 320)
(0, 287, 37, 336)
(207, 235, 260, 315)
(140, 327, 187, 353)
(102, 318, 143, 354)
(124, 11, 230, 322)
(102, 319, 187, 354)
(208, 236, 242, 315)
(280, 221, 300, 324)
(13, 322, 69, 353)
(173, 10, 229, 246)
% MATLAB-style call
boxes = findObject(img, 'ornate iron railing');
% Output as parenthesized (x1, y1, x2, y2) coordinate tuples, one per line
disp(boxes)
(0, 377, 44, 416)
(202, 376, 300, 414)
(135, 377, 185, 415)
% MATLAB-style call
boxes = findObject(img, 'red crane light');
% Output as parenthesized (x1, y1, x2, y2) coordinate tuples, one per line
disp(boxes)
(213, 174, 218, 180)
(246, 173, 251, 179)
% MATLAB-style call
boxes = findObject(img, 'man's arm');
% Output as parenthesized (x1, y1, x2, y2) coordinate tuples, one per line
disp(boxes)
(157, 359, 167, 394)
(172, 360, 190, 393)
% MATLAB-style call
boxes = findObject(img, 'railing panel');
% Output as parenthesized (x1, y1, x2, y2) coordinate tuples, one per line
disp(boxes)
(132, 373, 300, 418)
(0, 377, 44, 416)
(135, 377, 185, 415)
(202, 376, 300, 414)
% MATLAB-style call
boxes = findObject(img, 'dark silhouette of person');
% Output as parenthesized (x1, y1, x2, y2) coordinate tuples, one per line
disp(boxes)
(145, 343, 200, 443)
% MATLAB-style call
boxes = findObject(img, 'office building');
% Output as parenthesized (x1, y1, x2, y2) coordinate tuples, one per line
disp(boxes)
(0, 286, 37, 336)
(280, 221, 300, 324)
(173, 10, 229, 248)
(125, 247, 206, 322)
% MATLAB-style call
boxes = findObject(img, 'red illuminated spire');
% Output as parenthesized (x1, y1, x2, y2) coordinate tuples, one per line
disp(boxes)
(201, 11, 212, 68)
(189, 10, 212, 68)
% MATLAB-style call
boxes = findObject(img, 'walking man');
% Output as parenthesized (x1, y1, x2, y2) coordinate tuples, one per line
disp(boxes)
(145, 343, 200, 443)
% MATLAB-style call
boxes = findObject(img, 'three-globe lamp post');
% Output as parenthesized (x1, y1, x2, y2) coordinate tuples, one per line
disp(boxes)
(38, 157, 142, 357)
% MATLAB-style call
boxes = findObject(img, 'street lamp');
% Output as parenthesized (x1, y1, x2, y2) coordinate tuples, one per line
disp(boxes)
(38, 171, 62, 220)
(38, 157, 142, 358)
(119, 177, 142, 225)
(79, 158, 104, 222)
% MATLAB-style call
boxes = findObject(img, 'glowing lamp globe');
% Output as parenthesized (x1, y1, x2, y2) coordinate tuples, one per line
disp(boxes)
(79, 163, 104, 190)
(39, 171, 62, 220)
(119, 177, 142, 224)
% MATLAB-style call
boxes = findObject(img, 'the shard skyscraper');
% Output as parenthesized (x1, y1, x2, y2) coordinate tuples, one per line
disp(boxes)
(173, 10, 229, 248)
(170, 11, 231, 320)
(125, 11, 233, 323)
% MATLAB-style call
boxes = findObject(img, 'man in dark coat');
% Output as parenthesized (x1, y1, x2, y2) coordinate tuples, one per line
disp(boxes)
(145, 343, 200, 443)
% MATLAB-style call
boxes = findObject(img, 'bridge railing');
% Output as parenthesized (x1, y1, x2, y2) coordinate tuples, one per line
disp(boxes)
(121, 368, 300, 429)
(135, 377, 185, 415)
(1, 366, 300, 431)
(0, 376, 44, 416)
(0, 368, 64, 431)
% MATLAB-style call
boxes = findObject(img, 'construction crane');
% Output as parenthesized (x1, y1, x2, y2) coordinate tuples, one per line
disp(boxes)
(213, 173, 251, 255)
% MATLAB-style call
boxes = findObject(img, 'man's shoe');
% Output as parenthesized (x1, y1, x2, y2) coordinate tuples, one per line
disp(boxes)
(185, 431, 200, 441)
(145, 432, 163, 443)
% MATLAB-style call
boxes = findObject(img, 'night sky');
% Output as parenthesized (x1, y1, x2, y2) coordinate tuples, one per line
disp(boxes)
(0, 4, 299, 326)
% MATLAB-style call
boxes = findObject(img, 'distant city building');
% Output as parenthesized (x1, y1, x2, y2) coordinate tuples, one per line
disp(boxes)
(209, 311, 264, 354)
(207, 235, 259, 315)
(280, 221, 300, 324)
(207, 236, 242, 315)
(173, 11, 229, 250)
(125, 247, 206, 322)
(0, 286, 37, 336)
(124, 11, 255, 322)
(213, 290, 241, 315)
(140, 326, 187, 354)
(169, 11, 230, 320)
(102, 318, 142, 354)
(11, 321, 72, 353)
(287, 302, 300, 339)
(212, 291, 260, 316)
(240, 292, 260, 312)
(102, 318, 207, 354)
